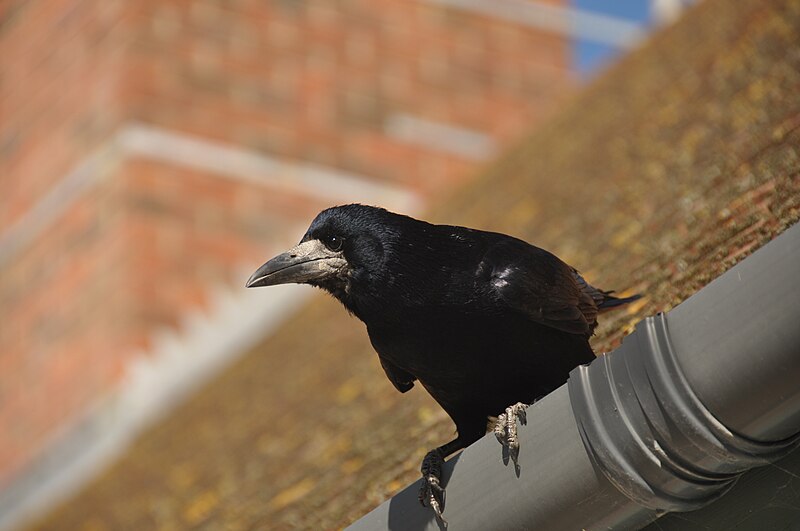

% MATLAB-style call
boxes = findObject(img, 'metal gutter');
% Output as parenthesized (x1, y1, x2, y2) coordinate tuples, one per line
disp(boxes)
(348, 221, 800, 530)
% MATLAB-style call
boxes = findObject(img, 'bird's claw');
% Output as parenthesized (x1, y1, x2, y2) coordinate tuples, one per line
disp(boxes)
(494, 402, 528, 469)
(419, 448, 448, 525)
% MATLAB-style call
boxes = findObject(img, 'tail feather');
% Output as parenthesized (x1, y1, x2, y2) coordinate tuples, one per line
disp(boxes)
(597, 292, 642, 312)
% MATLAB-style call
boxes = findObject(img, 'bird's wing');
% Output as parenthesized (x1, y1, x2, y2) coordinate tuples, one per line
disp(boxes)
(482, 239, 599, 336)
(379, 357, 417, 393)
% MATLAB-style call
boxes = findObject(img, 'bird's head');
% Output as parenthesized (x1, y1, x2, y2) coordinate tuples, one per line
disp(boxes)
(246, 204, 399, 310)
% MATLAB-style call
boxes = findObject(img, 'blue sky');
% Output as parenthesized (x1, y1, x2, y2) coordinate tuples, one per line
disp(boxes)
(573, 0, 652, 76)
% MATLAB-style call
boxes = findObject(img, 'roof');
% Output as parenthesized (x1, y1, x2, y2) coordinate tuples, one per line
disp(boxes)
(30, 0, 800, 528)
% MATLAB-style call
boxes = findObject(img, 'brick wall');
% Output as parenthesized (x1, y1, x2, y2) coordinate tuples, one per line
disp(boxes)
(1, 0, 131, 228)
(0, 0, 572, 487)
(123, 0, 571, 191)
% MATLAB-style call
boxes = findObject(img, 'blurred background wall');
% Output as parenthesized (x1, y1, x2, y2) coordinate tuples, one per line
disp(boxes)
(0, 0, 688, 526)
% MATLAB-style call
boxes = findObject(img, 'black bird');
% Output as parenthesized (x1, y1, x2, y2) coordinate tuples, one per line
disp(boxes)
(246, 204, 640, 521)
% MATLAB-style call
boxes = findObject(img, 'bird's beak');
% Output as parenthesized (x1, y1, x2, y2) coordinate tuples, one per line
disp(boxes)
(245, 239, 347, 288)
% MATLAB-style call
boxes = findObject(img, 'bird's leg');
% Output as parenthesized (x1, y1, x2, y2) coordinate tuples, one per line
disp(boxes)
(419, 447, 446, 523)
(494, 402, 528, 470)
(418, 437, 466, 525)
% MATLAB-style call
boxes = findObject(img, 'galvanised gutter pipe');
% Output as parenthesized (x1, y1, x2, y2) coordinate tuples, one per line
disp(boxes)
(348, 222, 800, 530)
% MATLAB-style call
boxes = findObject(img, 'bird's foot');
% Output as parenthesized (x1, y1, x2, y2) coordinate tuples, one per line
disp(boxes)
(419, 447, 447, 525)
(494, 402, 528, 471)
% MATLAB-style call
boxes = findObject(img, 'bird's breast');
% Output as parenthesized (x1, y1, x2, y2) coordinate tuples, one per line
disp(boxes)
(366, 309, 505, 377)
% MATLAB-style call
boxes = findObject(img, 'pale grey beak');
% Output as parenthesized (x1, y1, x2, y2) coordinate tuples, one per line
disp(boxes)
(246, 239, 346, 288)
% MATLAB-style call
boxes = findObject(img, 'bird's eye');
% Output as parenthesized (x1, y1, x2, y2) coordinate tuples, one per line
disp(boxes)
(324, 235, 343, 251)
